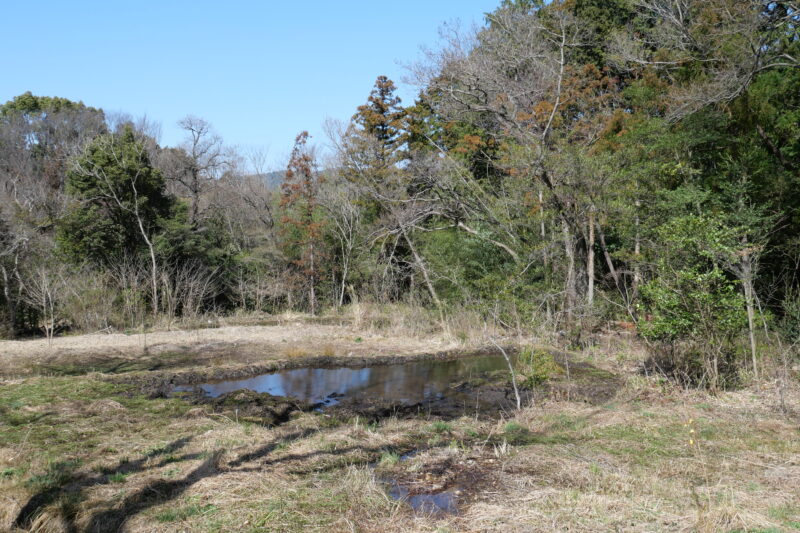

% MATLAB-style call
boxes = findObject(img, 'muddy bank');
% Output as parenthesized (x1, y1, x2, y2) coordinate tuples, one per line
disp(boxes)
(158, 349, 621, 423)
(381, 451, 505, 516)
(195, 389, 317, 426)
(120, 347, 510, 398)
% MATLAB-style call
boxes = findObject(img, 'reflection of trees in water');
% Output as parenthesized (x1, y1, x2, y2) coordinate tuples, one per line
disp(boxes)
(204, 355, 511, 403)
(280, 367, 372, 402)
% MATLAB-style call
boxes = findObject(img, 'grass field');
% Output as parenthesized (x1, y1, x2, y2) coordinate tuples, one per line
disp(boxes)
(1, 320, 798, 532)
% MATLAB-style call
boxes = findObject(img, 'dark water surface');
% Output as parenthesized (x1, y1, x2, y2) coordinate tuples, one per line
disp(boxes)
(189, 354, 511, 405)
(388, 481, 459, 515)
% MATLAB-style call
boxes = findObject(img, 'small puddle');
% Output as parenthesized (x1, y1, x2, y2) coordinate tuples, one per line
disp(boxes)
(387, 481, 459, 515)
(381, 451, 461, 516)
(182, 354, 514, 407)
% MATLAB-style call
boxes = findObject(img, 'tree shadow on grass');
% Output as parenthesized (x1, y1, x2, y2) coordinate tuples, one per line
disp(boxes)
(227, 427, 320, 467)
(81, 427, 334, 533)
(13, 436, 192, 531)
(17, 413, 474, 531)
(83, 451, 224, 533)
(14, 427, 329, 532)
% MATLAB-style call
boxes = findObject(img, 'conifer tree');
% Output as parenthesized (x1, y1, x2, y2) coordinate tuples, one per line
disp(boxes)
(351, 76, 406, 168)
(280, 131, 324, 315)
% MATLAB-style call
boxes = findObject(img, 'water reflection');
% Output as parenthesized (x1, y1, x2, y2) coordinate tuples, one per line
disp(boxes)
(194, 355, 509, 405)
(387, 480, 459, 515)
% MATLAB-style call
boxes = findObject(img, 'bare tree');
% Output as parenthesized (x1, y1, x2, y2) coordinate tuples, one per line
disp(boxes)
(224, 146, 279, 243)
(160, 261, 220, 326)
(610, 0, 800, 118)
(21, 263, 67, 344)
(319, 176, 363, 306)
(173, 116, 227, 225)
(108, 254, 150, 328)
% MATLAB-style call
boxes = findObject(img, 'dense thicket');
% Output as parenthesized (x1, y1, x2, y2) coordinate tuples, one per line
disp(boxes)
(1, 1, 798, 388)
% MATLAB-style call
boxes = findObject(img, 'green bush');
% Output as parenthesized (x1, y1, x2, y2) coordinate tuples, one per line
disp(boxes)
(517, 347, 563, 388)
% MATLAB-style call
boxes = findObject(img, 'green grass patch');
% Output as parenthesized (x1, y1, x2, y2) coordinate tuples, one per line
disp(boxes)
(589, 423, 687, 464)
(429, 421, 452, 434)
(108, 472, 128, 483)
(156, 503, 218, 523)
(503, 422, 536, 445)
(25, 459, 82, 491)
(768, 504, 800, 530)
(541, 413, 589, 432)
(1, 467, 21, 478)
(0, 376, 125, 408)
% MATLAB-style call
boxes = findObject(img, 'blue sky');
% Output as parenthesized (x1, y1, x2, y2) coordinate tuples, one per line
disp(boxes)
(1, 1, 498, 168)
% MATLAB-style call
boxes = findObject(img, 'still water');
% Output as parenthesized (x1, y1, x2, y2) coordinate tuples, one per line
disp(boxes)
(190, 354, 511, 405)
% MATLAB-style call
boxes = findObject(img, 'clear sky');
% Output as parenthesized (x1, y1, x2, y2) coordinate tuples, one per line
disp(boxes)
(1, 1, 498, 168)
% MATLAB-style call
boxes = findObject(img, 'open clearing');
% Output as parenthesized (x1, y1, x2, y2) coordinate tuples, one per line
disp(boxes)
(1, 321, 799, 532)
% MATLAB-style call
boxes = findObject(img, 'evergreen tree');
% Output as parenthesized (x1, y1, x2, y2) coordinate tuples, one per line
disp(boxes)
(280, 131, 325, 314)
(350, 76, 406, 168)
(58, 126, 173, 266)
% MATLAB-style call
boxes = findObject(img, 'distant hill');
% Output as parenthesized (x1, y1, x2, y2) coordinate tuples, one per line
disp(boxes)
(260, 170, 286, 189)
(250, 168, 336, 189)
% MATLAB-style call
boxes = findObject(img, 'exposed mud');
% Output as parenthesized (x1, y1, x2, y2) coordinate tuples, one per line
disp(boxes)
(380, 450, 505, 516)
(199, 389, 316, 427)
(122, 348, 505, 399)
(145, 348, 621, 424)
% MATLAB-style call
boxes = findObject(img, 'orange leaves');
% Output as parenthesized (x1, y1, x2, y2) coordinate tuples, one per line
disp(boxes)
(523, 190, 542, 217)
(533, 100, 555, 123)
(453, 133, 485, 154)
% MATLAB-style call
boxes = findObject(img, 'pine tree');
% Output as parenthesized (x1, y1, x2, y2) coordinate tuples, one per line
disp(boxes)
(342, 76, 406, 188)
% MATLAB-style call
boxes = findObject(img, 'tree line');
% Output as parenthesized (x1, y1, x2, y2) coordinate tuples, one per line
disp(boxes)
(1, 0, 799, 388)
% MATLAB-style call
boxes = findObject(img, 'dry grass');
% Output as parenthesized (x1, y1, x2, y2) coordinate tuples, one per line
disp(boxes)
(3, 374, 798, 532)
(1, 321, 798, 532)
(0, 306, 494, 378)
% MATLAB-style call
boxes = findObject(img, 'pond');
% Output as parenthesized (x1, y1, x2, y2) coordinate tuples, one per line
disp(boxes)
(184, 354, 515, 407)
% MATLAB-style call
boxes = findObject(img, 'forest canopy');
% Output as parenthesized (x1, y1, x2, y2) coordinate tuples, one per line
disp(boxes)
(1, 0, 799, 389)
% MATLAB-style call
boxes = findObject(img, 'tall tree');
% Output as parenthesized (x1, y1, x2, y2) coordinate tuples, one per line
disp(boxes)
(341, 76, 407, 221)
(59, 126, 174, 315)
(349, 76, 406, 168)
(280, 132, 324, 314)
(171, 116, 226, 225)
(0, 92, 106, 223)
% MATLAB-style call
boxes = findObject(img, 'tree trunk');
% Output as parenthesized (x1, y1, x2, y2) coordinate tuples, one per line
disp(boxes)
(596, 219, 635, 320)
(338, 248, 350, 307)
(309, 242, 317, 315)
(587, 207, 595, 308)
(633, 197, 641, 299)
(142, 232, 159, 317)
(1, 264, 17, 337)
(741, 252, 758, 380)
(403, 231, 441, 310)
(562, 218, 576, 326)
(539, 189, 548, 268)
(190, 169, 200, 226)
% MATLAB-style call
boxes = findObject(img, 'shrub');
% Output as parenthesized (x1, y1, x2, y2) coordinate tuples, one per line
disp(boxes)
(517, 347, 563, 388)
